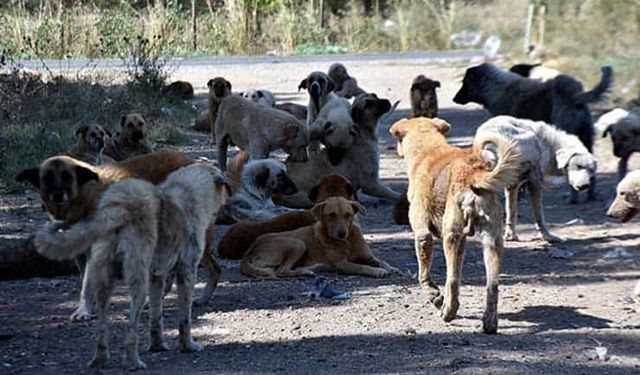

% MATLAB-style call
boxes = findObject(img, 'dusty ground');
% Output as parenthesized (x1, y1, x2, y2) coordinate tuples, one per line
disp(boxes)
(1, 57, 639, 374)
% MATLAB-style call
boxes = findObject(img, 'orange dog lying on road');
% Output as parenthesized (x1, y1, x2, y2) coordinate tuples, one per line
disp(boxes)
(218, 173, 355, 260)
(389, 117, 521, 334)
(241, 197, 400, 278)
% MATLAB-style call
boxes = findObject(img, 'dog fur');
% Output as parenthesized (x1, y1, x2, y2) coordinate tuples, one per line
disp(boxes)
(299, 71, 339, 126)
(16, 151, 223, 316)
(32, 163, 230, 370)
(241, 88, 276, 107)
(281, 93, 402, 208)
(103, 113, 153, 161)
(241, 197, 400, 278)
(474, 116, 597, 242)
(207, 77, 233, 143)
(66, 123, 114, 166)
(218, 158, 298, 222)
(602, 107, 640, 180)
(218, 173, 355, 260)
(509, 63, 560, 82)
(274, 102, 308, 121)
(162, 81, 195, 100)
(193, 109, 210, 132)
(605, 170, 640, 296)
(410, 75, 440, 118)
(215, 90, 310, 171)
(453, 63, 613, 151)
(390, 117, 521, 334)
(328, 63, 366, 99)
(309, 97, 359, 165)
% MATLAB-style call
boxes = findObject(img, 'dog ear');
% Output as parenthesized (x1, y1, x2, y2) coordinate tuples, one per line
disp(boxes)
(344, 181, 355, 199)
(350, 201, 366, 216)
(308, 185, 320, 202)
(311, 201, 325, 220)
(555, 149, 574, 169)
(624, 190, 640, 205)
(389, 119, 409, 140)
(75, 125, 89, 138)
(376, 98, 392, 113)
(16, 168, 40, 188)
(298, 78, 308, 91)
(207, 79, 214, 89)
(214, 174, 233, 197)
(602, 125, 612, 138)
(75, 165, 100, 186)
(225, 79, 232, 92)
(257, 90, 264, 98)
(326, 77, 336, 92)
(434, 80, 441, 88)
(431, 118, 451, 134)
(254, 167, 270, 188)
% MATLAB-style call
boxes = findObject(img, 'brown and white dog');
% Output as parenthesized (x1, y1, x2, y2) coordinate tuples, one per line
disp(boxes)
(103, 113, 153, 161)
(390, 117, 521, 334)
(66, 123, 114, 166)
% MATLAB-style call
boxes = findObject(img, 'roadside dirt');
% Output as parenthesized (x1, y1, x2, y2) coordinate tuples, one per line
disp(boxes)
(1, 58, 639, 374)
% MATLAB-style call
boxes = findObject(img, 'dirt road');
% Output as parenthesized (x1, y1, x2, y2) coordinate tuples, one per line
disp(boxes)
(1, 56, 639, 374)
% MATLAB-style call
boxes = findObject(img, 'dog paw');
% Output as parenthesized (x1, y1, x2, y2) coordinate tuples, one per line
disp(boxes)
(192, 294, 210, 307)
(125, 357, 147, 371)
(503, 231, 519, 242)
(372, 268, 390, 278)
(148, 341, 170, 352)
(180, 339, 204, 353)
(542, 232, 564, 243)
(87, 352, 110, 368)
(69, 304, 93, 322)
(440, 301, 459, 322)
(482, 312, 498, 334)
(430, 293, 444, 309)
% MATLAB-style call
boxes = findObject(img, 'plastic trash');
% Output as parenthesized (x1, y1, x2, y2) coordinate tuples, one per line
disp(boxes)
(302, 276, 352, 301)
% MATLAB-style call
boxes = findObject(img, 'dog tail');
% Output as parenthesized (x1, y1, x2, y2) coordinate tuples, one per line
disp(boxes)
(576, 66, 613, 104)
(32, 179, 158, 261)
(471, 137, 521, 193)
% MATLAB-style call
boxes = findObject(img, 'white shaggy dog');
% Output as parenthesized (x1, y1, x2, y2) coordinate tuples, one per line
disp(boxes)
(219, 158, 298, 222)
(241, 88, 276, 107)
(474, 116, 597, 242)
(33, 163, 230, 370)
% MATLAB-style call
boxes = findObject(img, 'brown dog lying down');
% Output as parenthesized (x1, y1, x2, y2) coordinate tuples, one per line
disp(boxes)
(67, 123, 114, 166)
(241, 197, 401, 278)
(16, 150, 222, 317)
(218, 173, 355, 260)
(389, 117, 521, 334)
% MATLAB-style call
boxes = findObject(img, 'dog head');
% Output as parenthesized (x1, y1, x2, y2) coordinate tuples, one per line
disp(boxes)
(313, 98, 358, 164)
(74, 123, 111, 152)
(411, 75, 440, 117)
(299, 71, 335, 100)
(557, 150, 597, 192)
(16, 156, 100, 221)
(308, 174, 355, 203)
(389, 117, 451, 157)
(241, 88, 274, 107)
(351, 93, 392, 130)
(282, 122, 310, 163)
(607, 170, 640, 222)
(603, 114, 640, 158)
(207, 77, 232, 99)
(163, 81, 194, 100)
(244, 159, 298, 196)
(118, 113, 147, 145)
(311, 197, 365, 241)
(328, 63, 350, 85)
(453, 63, 494, 105)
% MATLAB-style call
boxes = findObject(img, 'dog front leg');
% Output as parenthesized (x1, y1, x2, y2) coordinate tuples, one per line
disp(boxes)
(194, 225, 220, 306)
(527, 175, 563, 242)
(148, 274, 169, 352)
(618, 156, 630, 181)
(70, 265, 95, 321)
(334, 260, 389, 278)
(504, 185, 521, 241)
(124, 263, 149, 370)
(216, 135, 230, 172)
(176, 261, 204, 353)
(362, 181, 402, 202)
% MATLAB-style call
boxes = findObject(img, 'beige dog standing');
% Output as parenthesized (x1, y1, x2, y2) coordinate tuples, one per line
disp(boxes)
(241, 197, 400, 278)
(206, 77, 233, 142)
(390, 117, 521, 334)
(215, 87, 309, 171)
(67, 123, 114, 166)
(103, 113, 153, 161)
(33, 163, 231, 370)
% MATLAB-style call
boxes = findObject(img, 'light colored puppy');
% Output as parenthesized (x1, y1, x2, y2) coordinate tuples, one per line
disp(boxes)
(509, 63, 561, 82)
(216, 91, 310, 172)
(33, 163, 230, 370)
(103, 113, 153, 162)
(606, 170, 640, 296)
(218, 158, 298, 222)
(474, 116, 597, 242)
(309, 97, 359, 165)
(242, 88, 276, 107)
(66, 123, 114, 166)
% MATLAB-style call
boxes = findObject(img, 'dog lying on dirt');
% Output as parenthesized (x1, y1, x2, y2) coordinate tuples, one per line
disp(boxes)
(215, 84, 310, 171)
(410, 75, 440, 118)
(33, 163, 230, 370)
(390, 117, 521, 334)
(16, 151, 223, 317)
(453, 63, 613, 151)
(217, 158, 298, 222)
(103, 113, 153, 161)
(475, 116, 597, 242)
(310, 97, 359, 164)
(605, 170, 640, 296)
(274, 102, 308, 121)
(66, 123, 114, 166)
(241, 197, 400, 278)
(602, 107, 640, 180)
(281, 93, 402, 208)
(162, 80, 195, 100)
(509, 63, 561, 82)
(207, 77, 233, 142)
(218, 173, 355, 260)
(328, 63, 366, 99)
(242, 88, 276, 107)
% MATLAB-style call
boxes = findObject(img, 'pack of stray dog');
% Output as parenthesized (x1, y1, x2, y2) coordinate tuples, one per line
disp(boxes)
(17, 58, 640, 371)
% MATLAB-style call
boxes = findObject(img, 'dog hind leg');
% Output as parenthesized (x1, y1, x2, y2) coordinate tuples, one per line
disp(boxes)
(148, 274, 169, 352)
(440, 206, 466, 323)
(123, 240, 151, 371)
(414, 230, 441, 306)
(194, 225, 221, 306)
(87, 255, 115, 368)
(176, 259, 204, 353)
(479, 219, 504, 334)
(503, 185, 521, 241)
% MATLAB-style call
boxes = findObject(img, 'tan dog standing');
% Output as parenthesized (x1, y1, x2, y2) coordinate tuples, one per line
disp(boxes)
(103, 113, 153, 161)
(207, 77, 232, 141)
(241, 197, 400, 278)
(66, 123, 114, 166)
(390, 117, 521, 334)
